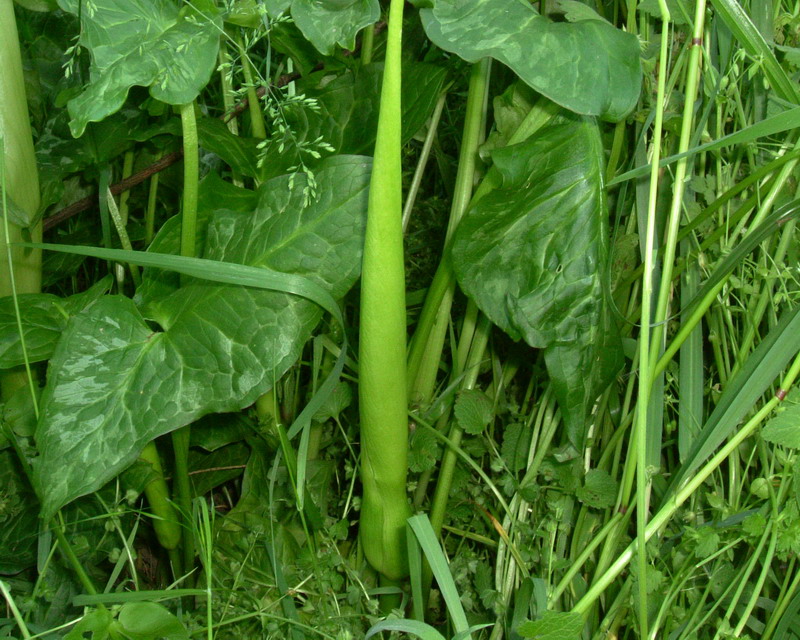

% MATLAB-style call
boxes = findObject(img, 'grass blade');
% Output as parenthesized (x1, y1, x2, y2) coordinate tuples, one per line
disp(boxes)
(407, 514, 471, 638)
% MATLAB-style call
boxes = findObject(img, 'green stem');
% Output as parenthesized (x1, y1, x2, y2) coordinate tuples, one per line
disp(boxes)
(170, 101, 201, 577)
(139, 442, 183, 555)
(358, 0, 411, 582)
(573, 349, 800, 616)
(236, 31, 267, 140)
(634, 2, 672, 634)
(144, 156, 160, 246)
(361, 23, 375, 65)
(406, 60, 489, 407)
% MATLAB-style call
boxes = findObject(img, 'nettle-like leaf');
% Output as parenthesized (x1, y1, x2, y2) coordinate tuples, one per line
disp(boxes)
(454, 389, 494, 435)
(57, 0, 222, 137)
(452, 116, 622, 449)
(33, 157, 371, 519)
(762, 388, 800, 448)
(576, 469, 617, 509)
(420, 0, 641, 122)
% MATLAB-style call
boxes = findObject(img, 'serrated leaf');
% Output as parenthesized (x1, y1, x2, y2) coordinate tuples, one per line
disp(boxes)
(762, 388, 800, 448)
(501, 422, 530, 472)
(291, 0, 379, 56)
(454, 389, 494, 435)
(517, 611, 583, 639)
(453, 117, 622, 448)
(33, 157, 371, 519)
(420, 0, 641, 122)
(57, 0, 222, 137)
(630, 562, 665, 594)
(691, 527, 720, 559)
(576, 469, 617, 509)
(409, 426, 441, 472)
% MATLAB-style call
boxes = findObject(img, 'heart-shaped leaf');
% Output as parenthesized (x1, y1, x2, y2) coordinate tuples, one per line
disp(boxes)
(421, 0, 641, 121)
(33, 157, 371, 518)
(58, 0, 222, 137)
(291, 0, 379, 56)
(452, 117, 621, 448)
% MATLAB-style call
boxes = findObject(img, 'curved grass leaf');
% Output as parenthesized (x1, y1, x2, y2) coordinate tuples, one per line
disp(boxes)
(420, 0, 641, 122)
(32, 157, 370, 519)
(407, 514, 471, 637)
(57, 0, 222, 137)
(452, 117, 622, 448)
(365, 619, 447, 640)
(666, 304, 800, 498)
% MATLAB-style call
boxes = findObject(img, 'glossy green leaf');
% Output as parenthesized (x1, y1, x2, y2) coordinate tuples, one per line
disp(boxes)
(291, 0, 379, 56)
(33, 157, 370, 519)
(452, 117, 622, 448)
(0, 276, 112, 368)
(117, 601, 189, 640)
(762, 389, 800, 449)
(420, 0, 641, 121)
(57, 0, 222, 137)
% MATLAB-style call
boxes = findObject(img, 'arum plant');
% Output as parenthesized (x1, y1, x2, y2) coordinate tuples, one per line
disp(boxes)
(0, 0, 42, 400)
(358, 0, 412, 583)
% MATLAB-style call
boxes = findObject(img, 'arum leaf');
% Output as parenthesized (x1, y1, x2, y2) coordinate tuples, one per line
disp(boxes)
(291, 0, 379, 56)
(57, 0, 222, 137)
(452, 116, 622, 449)
(0, 276, 112, 368)
(33, 157, 371, 519)
(420, 0, 641, 121)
